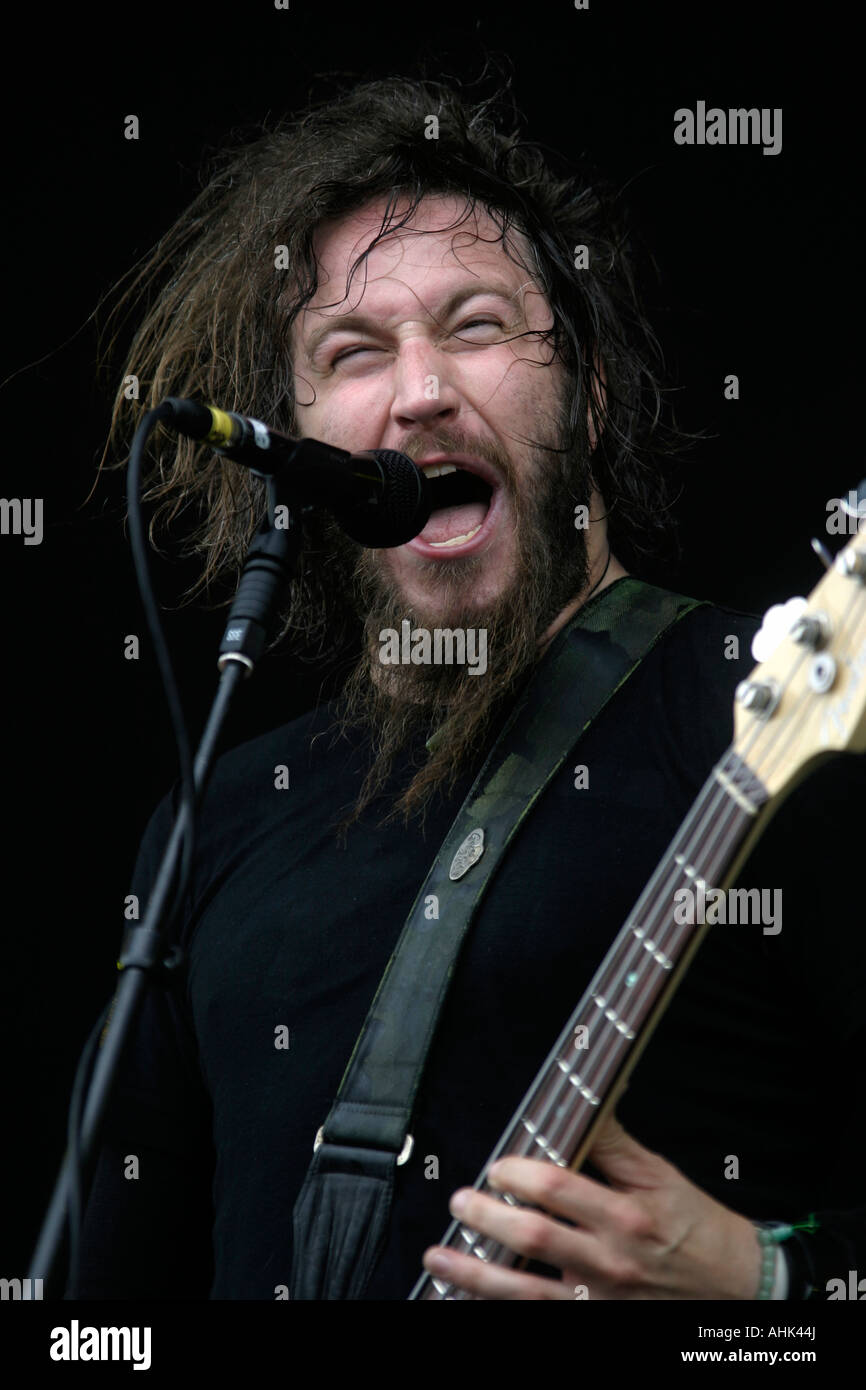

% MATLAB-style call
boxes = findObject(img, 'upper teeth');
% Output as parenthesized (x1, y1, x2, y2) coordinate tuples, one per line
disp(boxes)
(421, 463, 459, 477)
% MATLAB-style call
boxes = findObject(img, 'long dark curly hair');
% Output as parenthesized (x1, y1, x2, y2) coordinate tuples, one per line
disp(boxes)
(98, 66, 688, 658)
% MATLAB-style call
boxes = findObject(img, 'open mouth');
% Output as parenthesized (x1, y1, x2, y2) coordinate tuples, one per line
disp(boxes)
(411, 460, 499, 553)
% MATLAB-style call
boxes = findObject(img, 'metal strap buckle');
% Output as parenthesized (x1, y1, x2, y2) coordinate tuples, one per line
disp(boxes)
(313, 1126, 414, 1166)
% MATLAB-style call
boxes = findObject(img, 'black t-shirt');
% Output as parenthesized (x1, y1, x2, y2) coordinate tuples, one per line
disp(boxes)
(73, 590, 866, 1300)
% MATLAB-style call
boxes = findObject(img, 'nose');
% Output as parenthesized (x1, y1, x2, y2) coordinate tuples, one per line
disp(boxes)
(388, 337, 460, 432)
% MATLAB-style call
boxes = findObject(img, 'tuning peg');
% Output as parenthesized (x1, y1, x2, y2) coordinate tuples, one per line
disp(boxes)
(840, 478, 866, 523)
(810, 538, 834, 572)
(790, 611, 829, 649)
(735, 678, 780, 713)
(836, 546, 866, 579)
(751, 597, 807, 662)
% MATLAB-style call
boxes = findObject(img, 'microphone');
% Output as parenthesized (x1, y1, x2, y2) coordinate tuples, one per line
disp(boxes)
(159, 397, 431, 548)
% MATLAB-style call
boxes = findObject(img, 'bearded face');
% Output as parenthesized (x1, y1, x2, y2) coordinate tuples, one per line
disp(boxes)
(290, 194, 609, 828)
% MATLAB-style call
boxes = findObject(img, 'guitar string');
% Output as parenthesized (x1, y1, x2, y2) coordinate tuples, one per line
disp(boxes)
(424, 755, 762, 1296)
(494, 576, 866, 1177)
(458, 674, 789, 1180)
(427, 661, 800, 1287)
(524, 581, 866, 1220)
(428, 577, 865, 1291)
(428, 583, 866, 1289)
(428, 705, 779, 1286)
(447, 755, 767, 1277)
(510, 619, 846, 1186)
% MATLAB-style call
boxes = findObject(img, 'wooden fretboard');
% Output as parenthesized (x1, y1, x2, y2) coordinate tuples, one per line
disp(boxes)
(409, 746, 769, 1299)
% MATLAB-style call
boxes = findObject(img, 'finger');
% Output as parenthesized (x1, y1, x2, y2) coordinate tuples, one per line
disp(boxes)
(423, 1246, 573, 1301)
(449, 1185, 604, 1274)
(486, 1156, 632, 1230)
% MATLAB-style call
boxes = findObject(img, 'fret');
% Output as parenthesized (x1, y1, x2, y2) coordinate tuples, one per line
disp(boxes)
(593, 994, 637, 1035)
(713, 764, 760, 815)
(520, 1116, 567, 1165)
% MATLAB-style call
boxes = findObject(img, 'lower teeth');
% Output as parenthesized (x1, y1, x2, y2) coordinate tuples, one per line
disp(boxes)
(428, 524, 482, 548)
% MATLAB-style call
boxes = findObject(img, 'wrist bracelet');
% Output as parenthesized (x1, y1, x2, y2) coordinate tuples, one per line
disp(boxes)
(753, 1222, 791, 1299)
(783, 1223, 820, 1300)
(752, 1215, 819, 1300)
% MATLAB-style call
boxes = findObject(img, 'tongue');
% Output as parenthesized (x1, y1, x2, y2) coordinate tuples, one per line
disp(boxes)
(420, 501, 488, 545)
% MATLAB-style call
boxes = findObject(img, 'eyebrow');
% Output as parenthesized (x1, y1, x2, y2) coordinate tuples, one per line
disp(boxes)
(299, 281, 522, 363)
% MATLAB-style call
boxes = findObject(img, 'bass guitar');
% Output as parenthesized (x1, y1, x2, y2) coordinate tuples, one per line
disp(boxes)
(410, 521, 866, 1299)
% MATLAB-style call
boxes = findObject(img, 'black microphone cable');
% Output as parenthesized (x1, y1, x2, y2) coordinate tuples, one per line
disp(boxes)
(64, 402, 198, 1296)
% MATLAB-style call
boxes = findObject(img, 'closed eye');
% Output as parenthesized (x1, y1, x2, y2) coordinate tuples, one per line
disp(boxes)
(331, 319, 505, 365)
(332, 345, 379, 364)
(456, 318, 504, 336)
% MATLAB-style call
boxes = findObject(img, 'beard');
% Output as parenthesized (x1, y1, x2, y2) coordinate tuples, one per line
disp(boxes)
(329, 395, 594, 837)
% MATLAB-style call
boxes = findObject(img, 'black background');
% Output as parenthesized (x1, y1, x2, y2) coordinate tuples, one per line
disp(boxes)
(2, 0, 861, 1300)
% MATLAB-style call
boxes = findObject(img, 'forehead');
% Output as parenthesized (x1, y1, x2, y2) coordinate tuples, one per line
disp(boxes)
(294, 194, 535, 339)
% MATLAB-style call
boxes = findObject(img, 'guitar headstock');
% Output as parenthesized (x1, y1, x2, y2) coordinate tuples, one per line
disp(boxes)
(732, 523, 866, 801)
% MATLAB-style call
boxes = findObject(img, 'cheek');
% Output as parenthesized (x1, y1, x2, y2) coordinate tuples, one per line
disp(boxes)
(290, 377, 342, 442)
(482, 345, 560, 404)
(295, 376, 394, 447)
(291, 371, 318, 424)
(452, 355, 525, 423)
(479, 358, 559, 431)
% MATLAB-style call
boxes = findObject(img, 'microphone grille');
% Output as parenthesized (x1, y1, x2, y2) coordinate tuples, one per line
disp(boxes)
(343, 450, 431, 548)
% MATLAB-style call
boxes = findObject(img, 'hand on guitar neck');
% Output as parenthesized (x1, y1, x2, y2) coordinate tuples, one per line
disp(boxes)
(422, 1112, 763, 1300)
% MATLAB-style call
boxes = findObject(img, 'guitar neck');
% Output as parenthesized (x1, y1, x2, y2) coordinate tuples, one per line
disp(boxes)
(410, 745, 770, 1300)
(410, 523, 866, 1299)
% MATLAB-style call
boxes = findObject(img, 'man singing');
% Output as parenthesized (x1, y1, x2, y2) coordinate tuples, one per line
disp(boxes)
(73, 74, 864, 1301)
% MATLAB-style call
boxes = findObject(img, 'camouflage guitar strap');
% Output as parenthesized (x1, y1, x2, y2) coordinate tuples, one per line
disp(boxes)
(290, 577, 704, 1299)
